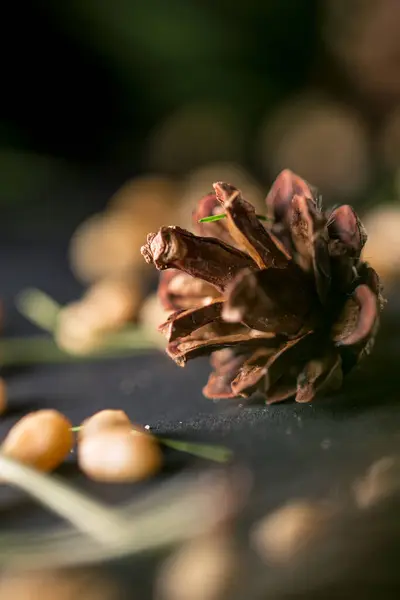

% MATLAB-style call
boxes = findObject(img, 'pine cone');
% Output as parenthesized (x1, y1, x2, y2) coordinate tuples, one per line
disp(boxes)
(141, 170, 384, 404)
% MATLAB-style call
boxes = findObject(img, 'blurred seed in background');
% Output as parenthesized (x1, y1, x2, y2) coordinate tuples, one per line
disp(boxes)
(0, 569, 119, 600)
(144, 104, 247, 175)
(323, 0, 400, 110)
(257, 92, 371, 202)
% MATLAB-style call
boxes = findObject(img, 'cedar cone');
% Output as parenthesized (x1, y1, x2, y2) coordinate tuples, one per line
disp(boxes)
(141, 170, 384, 404)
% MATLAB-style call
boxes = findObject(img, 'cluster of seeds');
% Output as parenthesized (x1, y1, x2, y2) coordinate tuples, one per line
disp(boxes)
(55, 278, 143, 355)
(1, 408, 163, 483)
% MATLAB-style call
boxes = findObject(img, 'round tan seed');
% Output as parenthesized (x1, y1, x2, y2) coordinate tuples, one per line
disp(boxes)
(78, 410, 133, 442)
(1, 410, 73, 472)
(55, 302, 103, 355)
(250, 500, 333, 564)
(78, 428, 162, 483)
(83, 276, 143, 330)
(353, 456, 400, 508)
(0, 569, 119, 600)
(156, 534, 236, 600)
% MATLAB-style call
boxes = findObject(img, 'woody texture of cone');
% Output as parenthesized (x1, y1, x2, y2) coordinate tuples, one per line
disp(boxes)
(141, 170, 384, 404)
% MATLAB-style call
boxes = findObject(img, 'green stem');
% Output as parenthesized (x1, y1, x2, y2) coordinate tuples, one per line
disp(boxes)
(16, 288, 62, 332)
(0, 334, 155, 366)
(159, 438, 233, 463)
(11, 287, 158, 364)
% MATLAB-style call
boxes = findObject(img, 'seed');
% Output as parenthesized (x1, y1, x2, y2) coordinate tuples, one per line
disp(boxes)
(78, 410, 133, 441)
(144, 105, 244, 174)
(108, 175, 180, 218)
(55, 277, 143, 355)
(1, 410, 73, 472)
(78, 428, 162, 482)
(69, 178, 178, 286)
(83, 276, 142, 330)
(0, 378, 7, 416)
(353, 456, 400, 508)
(69, 212, 143, 283)
(0, 569, 119, 600)
(55, 302, 102, 355)
(139, 293, 173, 347)
(156, 534, 236, 600)
(250, 500, 333, 564)
(362, 206, 400, 285)
(258, 94, 370, 199)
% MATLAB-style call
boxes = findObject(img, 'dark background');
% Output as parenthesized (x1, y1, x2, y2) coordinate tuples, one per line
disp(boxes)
(2, 0, 400, 240)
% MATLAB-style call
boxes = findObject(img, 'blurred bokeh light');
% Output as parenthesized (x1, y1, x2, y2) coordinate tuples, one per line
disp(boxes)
(257, 92, 371, 201)
(1, 0, 400, 281)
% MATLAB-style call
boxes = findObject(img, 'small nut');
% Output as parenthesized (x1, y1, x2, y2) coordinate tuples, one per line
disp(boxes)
(250, 500, 333, 564)
(1, 410, 73, 473)
(78, 410, 133, 442)
(0, 569, 118, 600)
(353, 456, 400, 508)
(156, 534, 236, 600)
(78, 428, 162, 483)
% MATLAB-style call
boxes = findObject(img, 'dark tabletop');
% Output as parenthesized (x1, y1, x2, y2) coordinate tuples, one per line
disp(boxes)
(0, 240, 399, 599)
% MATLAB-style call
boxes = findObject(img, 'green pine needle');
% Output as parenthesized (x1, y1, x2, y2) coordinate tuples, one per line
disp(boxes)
(16, 288, 62, 332)
(198, 213, 227, 223)
(199, 213, 269, 223)
(0, 335, 154, 366)
(159, 438, 233, 463)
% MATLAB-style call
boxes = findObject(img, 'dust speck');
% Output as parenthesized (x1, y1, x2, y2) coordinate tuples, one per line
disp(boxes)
(321, 438, 331, 450)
